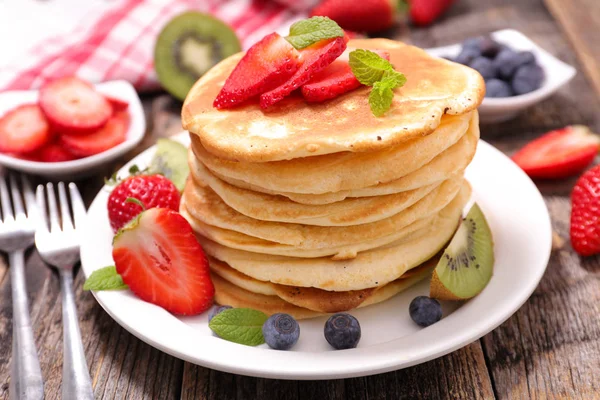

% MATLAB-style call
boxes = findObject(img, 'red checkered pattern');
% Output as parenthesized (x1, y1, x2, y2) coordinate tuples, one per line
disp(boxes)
(0, 0, 307, 92)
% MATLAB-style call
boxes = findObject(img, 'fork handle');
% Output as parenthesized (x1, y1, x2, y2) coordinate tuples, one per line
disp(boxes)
(9, 250, 44, 400)
(59, 269, 94, 400)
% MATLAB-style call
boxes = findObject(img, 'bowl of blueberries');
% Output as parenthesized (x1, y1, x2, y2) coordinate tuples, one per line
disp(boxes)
(427, 29, 576, 123)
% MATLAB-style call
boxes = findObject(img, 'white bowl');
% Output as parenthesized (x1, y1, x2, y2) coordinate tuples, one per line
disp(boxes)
(0, 80, 145, 179)
(426, 29, 576, 123)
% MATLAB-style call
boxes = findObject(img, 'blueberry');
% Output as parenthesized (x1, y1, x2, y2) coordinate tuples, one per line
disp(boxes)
(478, 37, 502, 58)
(512, 64, 544, 95)
(324, 313, 361, 350)
(409, 296, 442, 327)
(454, 47, 480, 66)
(469, 57, 497, 80)
(493, 49, 536, 79)
(262, 313, 300, 350)
(208, 305, 232, 322)
(485, 78, 513, 98)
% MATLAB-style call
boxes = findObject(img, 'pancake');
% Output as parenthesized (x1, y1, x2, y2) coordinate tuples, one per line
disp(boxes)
(181, 202, 436, 259)
(182, 38, 485, 162)
(191, 110, 475, 195)
(189, 157, 446, 226)
(206, 118, 477, 205)
(211, 260, 435, 319)
(182, 175, 466, 249)
(198, 182, 469, 291)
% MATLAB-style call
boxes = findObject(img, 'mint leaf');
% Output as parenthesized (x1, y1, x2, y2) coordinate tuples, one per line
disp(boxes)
(369, 77, 396, 117)
(209, 308, 268, 346)
(83, 266, 128, 291)
(286, 16, 344, 50)
(382, 69, 407, 88)
(349, 49, 396, 86)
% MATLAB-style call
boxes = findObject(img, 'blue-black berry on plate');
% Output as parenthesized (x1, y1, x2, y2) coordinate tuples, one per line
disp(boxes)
(493, 49, 535, 79)
(462, 37, 482, 50)
(478, 37, 502, 58)
(512, 64, 544, 95)
(485, 78, 513, 98)
(469, 57, 497, 80)
(209, 305, 232, 322)
(262, 313, 300, 350)
(455, 47, 481, 66)
(409, 296, 442, 327)
(324, 313, 361, 350)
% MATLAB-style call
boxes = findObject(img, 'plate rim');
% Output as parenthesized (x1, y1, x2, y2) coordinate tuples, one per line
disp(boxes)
(80, 132, 552, 380)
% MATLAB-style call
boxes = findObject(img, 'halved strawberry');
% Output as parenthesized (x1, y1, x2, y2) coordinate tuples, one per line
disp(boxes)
(512, 125, 600, 179)
(301, 48, 389, 102)
(260, 36, 347, 109)
(113, 208, 214, 315)
(214, 33, 301, 109)
(39, 77, 112, 134)
(105, 95, 129, 113)
(0, 104, 51, 153)
(37, 142, 78, 162)
(60, 111, 129, 157)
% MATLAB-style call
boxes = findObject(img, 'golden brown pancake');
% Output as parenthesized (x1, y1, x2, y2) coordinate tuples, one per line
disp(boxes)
(181, 175, 466, 249)
(191, 111, 475, 195)
(198, 183, 469, 291)
(182, 39, 484, 162)
(202, 118, 477, 204)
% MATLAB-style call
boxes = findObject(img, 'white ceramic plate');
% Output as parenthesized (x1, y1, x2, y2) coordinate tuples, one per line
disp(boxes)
(0, 80, 145, 179)
(80, 132, 551, 380)
(426, 29, 576, 123)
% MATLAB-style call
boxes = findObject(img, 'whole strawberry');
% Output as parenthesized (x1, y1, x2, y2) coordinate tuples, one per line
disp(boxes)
(409, 0, 455, 26)
(108, 174, 180, 232)
(570, 165, 600, 256)
(310, 0, 397, 33)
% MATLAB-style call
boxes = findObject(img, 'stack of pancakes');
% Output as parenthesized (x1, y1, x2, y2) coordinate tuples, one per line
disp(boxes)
(181, 39, 485, 319)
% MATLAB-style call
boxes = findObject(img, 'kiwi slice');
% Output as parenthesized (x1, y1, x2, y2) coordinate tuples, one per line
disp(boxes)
(430, 203, 494, 300)
(148, 139, 189, 191)
(154, 12, 241, 101)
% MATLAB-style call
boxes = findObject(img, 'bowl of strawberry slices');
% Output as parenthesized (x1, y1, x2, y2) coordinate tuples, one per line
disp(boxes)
(0, 77, 145, 179)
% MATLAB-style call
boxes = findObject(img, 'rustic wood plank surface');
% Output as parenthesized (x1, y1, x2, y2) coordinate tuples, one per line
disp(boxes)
(1, 0, 600, 399)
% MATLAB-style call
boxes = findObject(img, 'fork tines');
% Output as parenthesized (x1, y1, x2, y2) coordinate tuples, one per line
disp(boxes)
(36, 182, 86, 233)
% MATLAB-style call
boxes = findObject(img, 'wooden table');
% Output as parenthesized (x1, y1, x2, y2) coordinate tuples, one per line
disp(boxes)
(2, 0, 600, 398)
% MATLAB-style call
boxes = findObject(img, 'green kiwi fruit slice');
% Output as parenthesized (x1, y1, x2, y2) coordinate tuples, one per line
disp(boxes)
(154, 12, 241, 101)
(430, 203, 494, 300)
(148, 139, 189, 191)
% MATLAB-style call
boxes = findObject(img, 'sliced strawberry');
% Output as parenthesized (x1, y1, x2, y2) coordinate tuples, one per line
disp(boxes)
(37, 142, 78, 162)
(301, 48, 389, 102)
(113, 208, 214, 315)
(214, 33, 301, 109)
(0, 104, 51, 153)
(105, 95, 129, 113)
(60, 111, 129, 157)
(260, 36, 347, 109)
(39, 77, 112, 134)
(512, 125, 600, 179)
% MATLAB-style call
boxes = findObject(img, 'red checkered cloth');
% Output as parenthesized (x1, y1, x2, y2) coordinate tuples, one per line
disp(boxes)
(0, 0, 312, 93)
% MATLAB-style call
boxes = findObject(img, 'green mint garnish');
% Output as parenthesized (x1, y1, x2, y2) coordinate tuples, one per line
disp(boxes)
(285, 16, 344, 50)
(349, 49, 407, 117)
(83, 266, 128, 291)
(209, 308, 268, 346)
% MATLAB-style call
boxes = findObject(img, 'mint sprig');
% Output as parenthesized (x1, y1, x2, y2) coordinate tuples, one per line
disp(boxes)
(209, 308, 268, 346)
(83, 266, 128, 291)
(285, 17, 344, 50)
(349, 49, 407, 117)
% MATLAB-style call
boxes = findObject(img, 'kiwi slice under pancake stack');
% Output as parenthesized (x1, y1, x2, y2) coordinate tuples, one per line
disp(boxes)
(154, 12, 241, 101)
(430, 203, 494, 300)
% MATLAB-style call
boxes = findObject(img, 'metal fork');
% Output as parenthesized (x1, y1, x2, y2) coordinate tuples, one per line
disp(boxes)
(35, 182, 93, 400)
(0, 172, 44, 400)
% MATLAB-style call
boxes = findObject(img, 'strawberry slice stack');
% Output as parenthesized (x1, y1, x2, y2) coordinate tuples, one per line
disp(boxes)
(213, 19, 389, 110)
(0, 76, 130, 162)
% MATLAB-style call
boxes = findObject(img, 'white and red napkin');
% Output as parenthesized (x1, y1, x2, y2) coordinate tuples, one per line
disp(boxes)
(0, 0, 319, 93)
